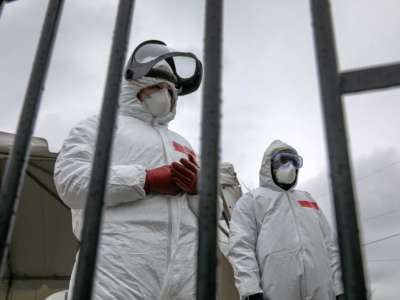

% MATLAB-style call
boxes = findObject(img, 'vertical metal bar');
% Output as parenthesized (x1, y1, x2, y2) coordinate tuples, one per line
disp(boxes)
(196, 0, 224, 299)
(71, 1, 134, 299)
(310, 0, 368, 299)
(0, 0, 5, 18)
(0, 0, 64, 275)
(0, 0, 16, 18)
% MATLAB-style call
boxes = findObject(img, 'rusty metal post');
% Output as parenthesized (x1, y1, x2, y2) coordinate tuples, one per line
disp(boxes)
(196, 0, 224, 299)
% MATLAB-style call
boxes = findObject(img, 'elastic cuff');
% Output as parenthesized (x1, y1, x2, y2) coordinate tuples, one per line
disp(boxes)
(239, 282, 263, 298)
(143, 170, 150, 193)
(334, 282, 344, 296)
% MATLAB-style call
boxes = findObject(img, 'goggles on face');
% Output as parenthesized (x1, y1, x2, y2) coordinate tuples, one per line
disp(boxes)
(271, 152, 303, 169)
(125, 40, 203, 96)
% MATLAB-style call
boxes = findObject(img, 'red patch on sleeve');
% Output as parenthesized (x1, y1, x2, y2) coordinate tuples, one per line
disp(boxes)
(298, 200, 319, 210)
(173, 141, 196, 158)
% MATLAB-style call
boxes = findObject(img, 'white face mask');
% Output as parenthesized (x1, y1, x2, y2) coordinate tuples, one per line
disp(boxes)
(274, 162, 297, 185)
(143, 88, 172, 117)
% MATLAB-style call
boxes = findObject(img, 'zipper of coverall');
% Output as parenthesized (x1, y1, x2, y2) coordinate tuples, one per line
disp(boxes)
(152, 119, 173, 266)
(285, 191, 306, 300)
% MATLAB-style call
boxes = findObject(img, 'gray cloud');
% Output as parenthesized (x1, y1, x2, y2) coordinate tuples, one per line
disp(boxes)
(301, 149, 400, 300)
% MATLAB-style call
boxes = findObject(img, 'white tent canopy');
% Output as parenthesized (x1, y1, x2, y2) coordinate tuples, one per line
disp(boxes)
(0, 132, 77, 299)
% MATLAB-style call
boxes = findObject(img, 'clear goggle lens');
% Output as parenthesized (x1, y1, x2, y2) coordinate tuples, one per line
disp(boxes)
(134, 42, 197, 79)
(271, 152, 303, 169)
(172, 56, 196, 79)
(134, 42, 170, 63)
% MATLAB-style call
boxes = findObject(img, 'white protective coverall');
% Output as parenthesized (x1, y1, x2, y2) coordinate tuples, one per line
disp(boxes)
(54, 75, 199, 299)
(228, 140, 343, 300)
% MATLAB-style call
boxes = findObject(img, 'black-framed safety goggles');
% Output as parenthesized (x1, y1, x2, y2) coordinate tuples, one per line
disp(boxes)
(271, 152, 303, 169)
(125, 40, 203, 96)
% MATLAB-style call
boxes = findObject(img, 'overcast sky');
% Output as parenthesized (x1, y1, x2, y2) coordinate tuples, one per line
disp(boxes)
(1, 0, 399, 299)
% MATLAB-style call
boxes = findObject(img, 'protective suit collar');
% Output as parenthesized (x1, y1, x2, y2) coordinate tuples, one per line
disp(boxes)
(259, 140, 298, 191)
(118, 76, 177, 126)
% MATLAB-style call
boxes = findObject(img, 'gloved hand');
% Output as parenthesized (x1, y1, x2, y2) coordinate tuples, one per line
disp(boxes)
(245, 293, 264, 300)
(144, 165, 180, 195)
(171, 155, 199, 194)
(336, 295, 345, 300)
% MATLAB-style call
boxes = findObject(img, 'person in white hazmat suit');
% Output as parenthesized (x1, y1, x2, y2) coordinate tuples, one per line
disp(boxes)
(228, 140, 345, 300)
(54, 41, 203, 300)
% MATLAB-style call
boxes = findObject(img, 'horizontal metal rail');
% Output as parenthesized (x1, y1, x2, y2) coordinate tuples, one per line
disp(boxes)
(341, 63, 400, 94)
(0, 0, 64, 277)
(310, 0, 368, 299)
(71, 1, 134, 299)
(196, 0, 224, 299)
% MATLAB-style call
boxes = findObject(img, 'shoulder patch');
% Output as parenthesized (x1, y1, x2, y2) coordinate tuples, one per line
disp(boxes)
(172, 141, 196, 157)
(297, 200, 319, 210)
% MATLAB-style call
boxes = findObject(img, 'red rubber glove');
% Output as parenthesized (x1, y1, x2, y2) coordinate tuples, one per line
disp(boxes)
(171, 155, 199, 194)
(144, 165, 180, 195)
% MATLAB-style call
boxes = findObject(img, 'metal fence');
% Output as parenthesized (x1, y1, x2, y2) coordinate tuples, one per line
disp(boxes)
(1, 0, 399, 299)
(311, 0, 400, 299)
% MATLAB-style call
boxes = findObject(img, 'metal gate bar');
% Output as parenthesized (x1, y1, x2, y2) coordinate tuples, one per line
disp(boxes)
(71, 1, 134, 299)
(0, 0, 5, 17)
(0, 1, 17, 18)
(0, 0, 64, 275)
(341, 62, 400, 94)
(196, 0, 224, 299)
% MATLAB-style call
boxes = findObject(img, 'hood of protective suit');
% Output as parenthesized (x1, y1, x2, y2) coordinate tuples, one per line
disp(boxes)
(220, 162, 240, 186)
(259, 140, 298, 189)
(219, 162, 242, 214)
(119, 61, 177, 126)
